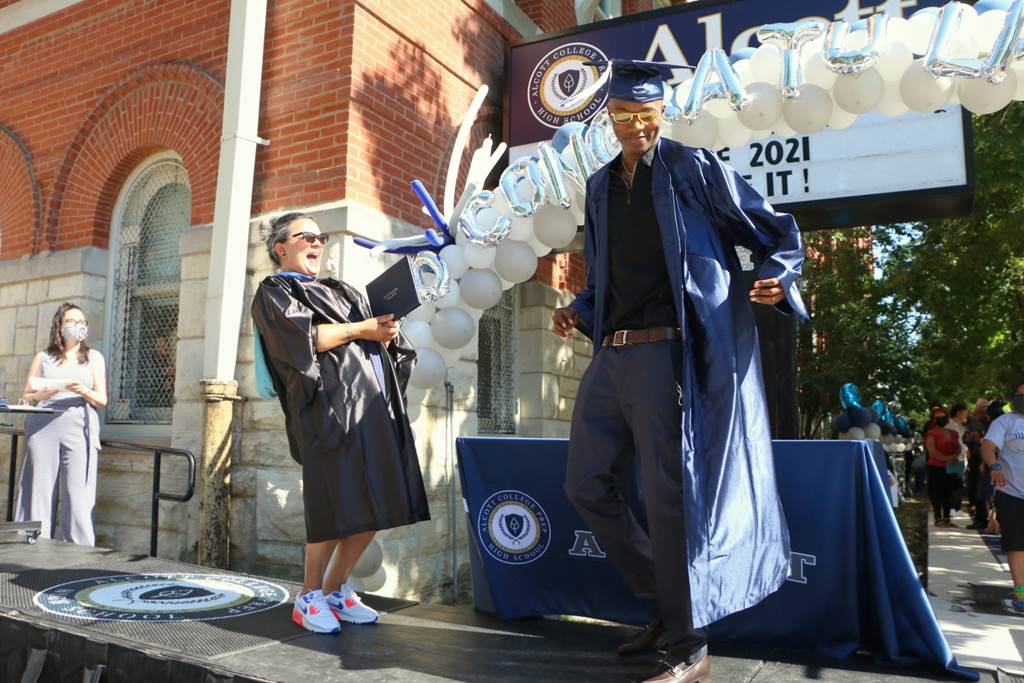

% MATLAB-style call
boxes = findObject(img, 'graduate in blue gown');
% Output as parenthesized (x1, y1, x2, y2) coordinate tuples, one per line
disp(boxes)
(552, 59, 808, 683)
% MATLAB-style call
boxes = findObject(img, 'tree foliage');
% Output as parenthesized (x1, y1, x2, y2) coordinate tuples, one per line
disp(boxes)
(797, 104, 1024, 434)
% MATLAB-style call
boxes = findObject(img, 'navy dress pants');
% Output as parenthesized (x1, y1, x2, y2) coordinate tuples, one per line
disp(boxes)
(565, 340, 708, 662)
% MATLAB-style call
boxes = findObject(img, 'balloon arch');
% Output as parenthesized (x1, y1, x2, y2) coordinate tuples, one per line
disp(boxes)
(355, 0, 1023, 412)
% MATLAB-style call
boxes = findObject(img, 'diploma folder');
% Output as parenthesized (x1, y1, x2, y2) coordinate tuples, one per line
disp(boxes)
(366, 258, 421, 319)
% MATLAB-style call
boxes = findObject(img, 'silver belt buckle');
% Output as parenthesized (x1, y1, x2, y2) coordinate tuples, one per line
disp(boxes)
(612, 330, 628, 347)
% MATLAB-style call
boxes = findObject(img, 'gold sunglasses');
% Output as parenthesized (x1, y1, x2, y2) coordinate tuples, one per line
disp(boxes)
(609, 111, 660, 124)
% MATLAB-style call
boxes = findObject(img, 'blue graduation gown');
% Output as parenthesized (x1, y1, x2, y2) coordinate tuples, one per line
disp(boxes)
(568, 137, 809, 629)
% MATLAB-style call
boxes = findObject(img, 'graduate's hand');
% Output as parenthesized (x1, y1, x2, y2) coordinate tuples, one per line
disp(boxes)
(749, 278, 785, 306)
(552, 307, 580, 338)
(361, 315, 400, 344)
(66, 380, 90, 396)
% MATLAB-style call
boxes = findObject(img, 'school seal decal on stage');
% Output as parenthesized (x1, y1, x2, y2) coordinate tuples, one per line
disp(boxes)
(34, 572, 289, 622)
(477, 490, 551, 565)
(527, 42, 608, 129)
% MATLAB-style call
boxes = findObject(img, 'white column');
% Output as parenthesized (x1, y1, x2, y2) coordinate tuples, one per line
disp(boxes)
(203, 0, 268, 381)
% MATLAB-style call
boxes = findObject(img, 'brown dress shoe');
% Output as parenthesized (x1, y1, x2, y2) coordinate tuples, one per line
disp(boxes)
(638, 654, 711, 683)
(619, 619, 668, 657)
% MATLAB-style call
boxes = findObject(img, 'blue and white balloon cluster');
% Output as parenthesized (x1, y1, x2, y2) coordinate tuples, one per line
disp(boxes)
(831, 383, 915, 450)
(661, 0, 1024, 149)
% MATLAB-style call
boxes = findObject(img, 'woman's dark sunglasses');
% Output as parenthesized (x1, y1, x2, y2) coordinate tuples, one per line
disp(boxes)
(291, 231, 330, 245)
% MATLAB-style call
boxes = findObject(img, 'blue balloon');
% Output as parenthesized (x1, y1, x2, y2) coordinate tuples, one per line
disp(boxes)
(729, 47, 756, 64)
(553, 122, 588, 153)
(833, 413, 852, 433)
(851, 407, 873, 427)
(839, 383, 862, 410)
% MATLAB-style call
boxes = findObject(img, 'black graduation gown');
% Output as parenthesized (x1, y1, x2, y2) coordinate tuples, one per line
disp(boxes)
(251, 274, 430, 542)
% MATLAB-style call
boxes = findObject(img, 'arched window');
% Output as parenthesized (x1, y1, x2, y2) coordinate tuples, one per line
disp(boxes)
(106, 157, 190, 424)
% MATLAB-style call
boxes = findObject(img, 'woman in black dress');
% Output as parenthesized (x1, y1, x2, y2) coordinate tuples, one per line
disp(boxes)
(252, 212, 429, 633)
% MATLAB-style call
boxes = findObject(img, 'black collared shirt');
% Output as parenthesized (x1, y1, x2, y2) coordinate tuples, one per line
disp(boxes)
(603, 150, 677, 337)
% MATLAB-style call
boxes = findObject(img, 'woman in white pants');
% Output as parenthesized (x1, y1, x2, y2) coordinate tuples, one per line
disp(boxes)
(16, 302, 107, 545)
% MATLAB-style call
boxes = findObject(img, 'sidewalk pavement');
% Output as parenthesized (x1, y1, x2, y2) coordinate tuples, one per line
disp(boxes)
(927, 506, 1024, 676)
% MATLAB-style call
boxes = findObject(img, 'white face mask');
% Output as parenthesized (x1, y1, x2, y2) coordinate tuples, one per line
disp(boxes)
(61, 322, 88, 343)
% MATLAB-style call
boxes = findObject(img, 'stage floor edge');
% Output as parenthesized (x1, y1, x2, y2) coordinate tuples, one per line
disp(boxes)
(0, 539, 997, 682)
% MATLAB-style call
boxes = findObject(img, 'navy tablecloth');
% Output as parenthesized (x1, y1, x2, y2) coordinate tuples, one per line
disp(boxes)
(457, 437, 976, 680)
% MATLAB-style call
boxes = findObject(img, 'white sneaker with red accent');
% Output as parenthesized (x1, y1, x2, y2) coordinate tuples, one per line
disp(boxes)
(292, 589, 340, 633)
(326, 583, 380, 624)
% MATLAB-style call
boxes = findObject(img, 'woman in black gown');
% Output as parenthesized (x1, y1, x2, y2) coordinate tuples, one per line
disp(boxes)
(252, 212, 430, 633)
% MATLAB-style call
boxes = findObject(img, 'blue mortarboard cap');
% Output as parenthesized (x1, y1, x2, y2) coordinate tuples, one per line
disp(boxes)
(585, 59, 692, 103)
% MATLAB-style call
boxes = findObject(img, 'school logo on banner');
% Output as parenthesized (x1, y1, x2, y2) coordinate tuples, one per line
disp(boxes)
(527, 42, 608, 129)
(477, 490, 551, 565)
(34, 572, 289, 622)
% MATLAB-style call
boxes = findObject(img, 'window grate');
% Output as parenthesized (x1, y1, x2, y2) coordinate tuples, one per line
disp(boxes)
(477, 289, 517, 434)
(107, 161, 189, 424)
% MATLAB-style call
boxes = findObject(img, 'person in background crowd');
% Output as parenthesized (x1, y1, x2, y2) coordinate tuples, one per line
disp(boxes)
(980, 383, 1024, 610)
(965, 399, 992, 530)
(15, 303, 107, 546)
(947, 404, 968, 512)
(924, 407, 959, 527)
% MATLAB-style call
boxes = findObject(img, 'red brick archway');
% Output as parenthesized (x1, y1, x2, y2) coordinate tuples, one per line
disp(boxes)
(44, 63, 224, 253)
(0, 126, 42, 259)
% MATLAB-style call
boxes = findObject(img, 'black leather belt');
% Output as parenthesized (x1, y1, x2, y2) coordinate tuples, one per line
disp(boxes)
(601, 326, 682, 347)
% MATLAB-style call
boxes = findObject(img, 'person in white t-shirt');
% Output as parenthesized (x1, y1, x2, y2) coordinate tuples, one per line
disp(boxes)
(982, 383, 1024, 610)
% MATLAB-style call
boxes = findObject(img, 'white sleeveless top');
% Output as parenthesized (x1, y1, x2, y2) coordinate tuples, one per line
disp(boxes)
(38, 349, 98, 402)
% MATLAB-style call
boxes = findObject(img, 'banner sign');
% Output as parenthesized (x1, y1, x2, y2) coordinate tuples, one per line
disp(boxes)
(505, 0, 974, 228)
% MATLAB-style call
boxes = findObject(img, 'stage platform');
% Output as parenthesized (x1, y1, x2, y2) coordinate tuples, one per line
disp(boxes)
(0, 539, 994, 682)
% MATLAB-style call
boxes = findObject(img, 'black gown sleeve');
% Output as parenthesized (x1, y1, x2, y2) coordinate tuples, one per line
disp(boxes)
(251, 279, 321, 408)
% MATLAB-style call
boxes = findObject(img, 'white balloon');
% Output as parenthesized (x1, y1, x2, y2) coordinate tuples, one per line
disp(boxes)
(736, 82, 783, 130)
(958, 71, 1017, 115)
(827, 100, 858, 129)
(846, 426, 866, 440)
(750, 44, 783, 85)
(804, 51, 838, 89)
(876, 80, 909, 117)
(1014, 62, 1024, 101)
(896, 443, 907, 453)
(672, 113, 719, 148)
(771, 118, 795, 138)
(402, 320, 434, 349)
(782, 84, 832, 134)
(864, 423, 882, 440)
(884, 16, 911, 47)
(430, 306, 476, 349)
(352, 540, 384, 577)
(463, 241, 496, 270)
(361, 567, 386, 593)
(347, 576, 365, 592)
(524, 233, 551, 258)
(875, 41, 914, 83)
(899, 60, 953, 112)
(494, 240, 538, 283)
(750, 127, 771, 140)
(833, 68, 884, 114)
(733, 59, 753, 84)
(717, 115, 752, 148)
(437, 344, 464, 368)
(435, 278, 461, 309)
(409, 347, 446, 389)
(405, 302, 435, 324)
(405, 385, 426, 404)
(882, 433, 895, 445)
(533, 204, 578, 249)
(439, 243, 469, 280)
(907, 11, 937, 55)
(705, 96, 734, 118)
(978, 10, 1009, 47)
(508, 213, 535, 241)
(406, 401, 422, 422)
(458, 268, 503, 310)
(838, 431, 850, 440)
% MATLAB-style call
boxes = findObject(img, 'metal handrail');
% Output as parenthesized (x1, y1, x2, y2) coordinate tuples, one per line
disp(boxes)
(2, 425, 196, 556)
